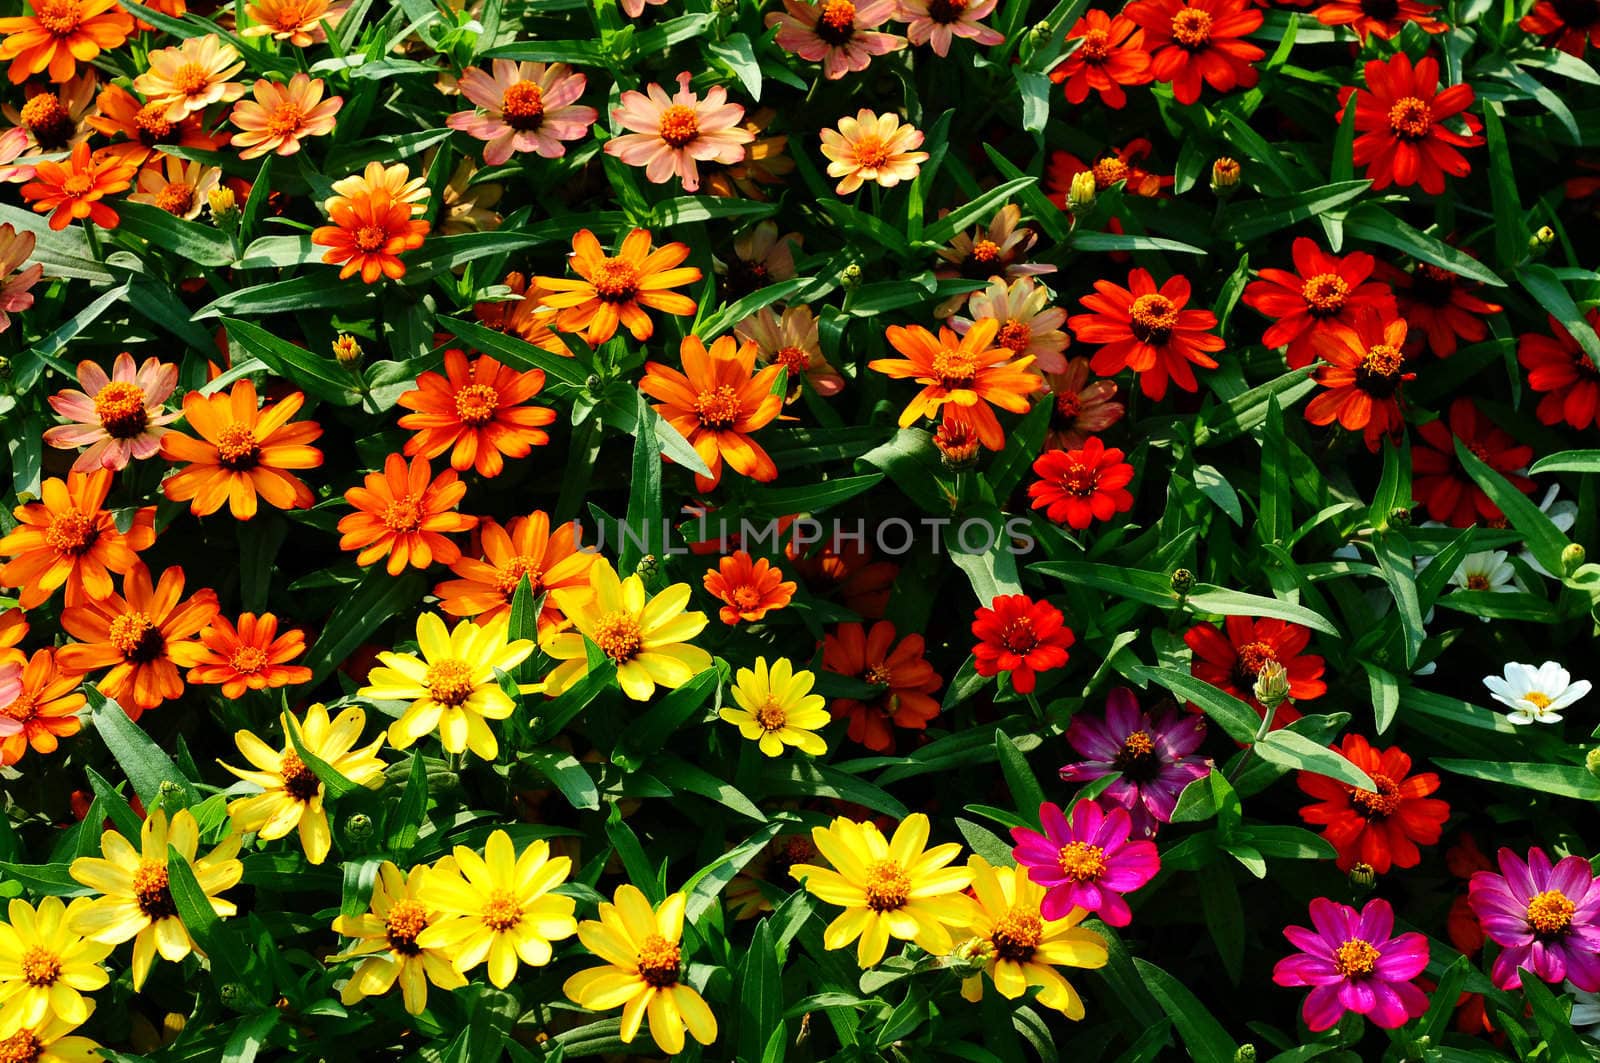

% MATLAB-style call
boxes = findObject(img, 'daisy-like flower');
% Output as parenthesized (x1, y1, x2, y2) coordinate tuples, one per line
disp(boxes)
(1045, 142, 1171, 204)
(1482, 661, 1591, 725)
(0, 0, 132, 84)
(1028, 437, 1136, 530)
(331, 860, 466, 1016)
(338, 453, 477, 575)
(134, 35, 247, 123)
(1306, 313, 1414, 450)
(720, 656, 828, 757)
(970, 594, 1075, 694)
(1337, 52, 1482, 195)
(0, 225, 41, 335)
(767, 0, 906, 79)
(870, 319, 1041, 450)
(4, 74, 98, 158)
(735, 304, 845, 399)
(220, 704, 386, 865)
(434, 512, 596, 629)
(1447, 548, 1519, 597)
(127, 156, 220, 220)
(821, 621, 941, 752)
(1521, 0, 1600, 55)
(0, 1008, 103, 1062)
(1298, 734, 1448, 874)
(640, 334, 785, 491)
(311, 187, 431, 284)
(395, 349, 555, 479)
(720, 221, 799, 299)
(1313, 0, 1445, 39)
(1241, 237, 1397, 370)
(0, 469, 156, 610)
(1059, 688, 1210, 838)
(329, 160, 430, 213)
(1042, 360, 1124, 451)
(1519, 310, 1600, 431)
(1411, 398, 1534, 527)
(953, 277, 1070, 375)
(21, 141, 138, 231)
(474, 271, 564, 352)
(1010, 800, 1159, 927)
(1273, 897, 1430, 1031)
(415, 830, 577, 989)
(536, 228, 701, 346)
(1184, 616, 1326, 725)
(160, 379, 323, 521)
(87, 83, 220, 168)
(819, 109, 928, 195)
(606, 72, 753, 193)
(359, 613, 533, 761)
(1124, 0, 1264, 106)
(703, 552, 796, 625)
(229, 73, 342, 159)
(790, 813, 974, 967)
(1049, 10, 1152, 109)
(1381, 258, 1502, 359)
(898, 0, 1003, 55)
(67, 808, 243, 991)
(448, 60, 596, 166)
(1068, 268, 1224, 400)
(1468, 847, 1600, 991)
(44, 353, 179, 473)
(0, 649, 85, 767)
(242, 0, 348, 46)
(933, 203, 1053, 291)
(185, 612, 310, 699)
(955, 855, 1108, 1018)
(564, 886, 718, 1054)
(0, 897, 110, 1038)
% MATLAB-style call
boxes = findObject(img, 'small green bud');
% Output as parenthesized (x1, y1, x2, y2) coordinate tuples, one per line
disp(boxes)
(1349, 862, 1377, 891)
(1388, 506, 1412, 528)
(1529, 226, 1556, 257)
(158, 779, 184, 797)
(1586, 747, 1600, 779)
(0, 355, 11, 378)
(345, 813, 375, 844)
(1253, 659, 1290, 711)
(713, 0, 736, 11)
(840, 263, 863, 289)
(1029, 20, 1051, 40)
(218, 983, 247, 1010)
(1561, 542, 1585, 577)
(1170, 568, 1194, 595)
(1234, 1046, 1256, 1063)
(636, 554, 659, 577)
(948, 935, 996, 975)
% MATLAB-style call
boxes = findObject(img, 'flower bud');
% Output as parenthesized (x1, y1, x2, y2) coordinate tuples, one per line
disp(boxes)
(949, 935, 996, 974)
(1233, 1047, 1256, 1063)
(1067, 170, 1098, 215)
(1403, 1036, 1431, 1061)
(218, 983, 247, 1010)
(1349, 862, 1377, 891)
(158, 779, 184, 797)
(934, 411, 981, 470)
(208, 186, 238, 225)
(1388, 506, 1411, 528)
(1587, 746, 1600, 779)
(636, 554, 658, 577)
(1561, 542, 1585, 577)
(1029, 20, 1051, 41)
(333, 334, 363, 368)
(0, 356, 10, 380)
(344, 812, 375, 844)
(1211, 157, 1241, 197)
(714, 0, 736, 11)
(1170, 568, 1194, 595)
(1253, 659, 1290, 710)
(840, 262, 863, 289)
(1529, 226, 1555, 257)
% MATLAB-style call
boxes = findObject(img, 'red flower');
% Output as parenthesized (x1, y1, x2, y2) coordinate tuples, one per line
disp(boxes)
(1305, 312, 1414, 451)
(1048, 10, 1152, 109)
(1411, 398, 1534, 527)
(821, 621, 941, 752)
(1337, 52, 1482, 195)
(1520, 0, 1600, 56)
(1125, 0, 1264, 106)
(1241, 237, 1396, 370)
(1517, 310, 1600, 431)
(1183, 616, 1325, 727)
(1068, 268, 1224, 399)
(1045, 141, 1169, 207)
(1297, 734, 1449, 873)
(1313, 0, 1446, 40)
(1028, 437, 1135, 530)
(1379, 258, 1502, 359)
(970, 594, 1075, 694)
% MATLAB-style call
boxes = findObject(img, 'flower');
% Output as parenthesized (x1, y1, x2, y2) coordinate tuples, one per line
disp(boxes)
(1383, 259, 1501, 359)
(1184, 616, 1326, 724)
(955, 855, 1108, 1017)
(359, 613, 534, 760)
(933, 203, 1053, 295)
(1042, 360, 1123, 451)
(229, 73, 342, 159)
(704, 106, 795, 200)
(20, 142, 138, 231)
(535, 228, 701, 346)
(0, 469, 156, 609)
(185, 612, 311, 698)
(1447, 548, 1519, 596)
(43, 353, 179, 473)
(0, 650, 85, 767)
(953, 277, 1070, 375)
(160, 379, 324, 520)
(1241, 237, 1397, 370)
(869, 319, 1041, 450)
(127, 155, 220, 219)
(57, 563, 219, 717)
(1519, 311, 1600, 430)
(1298, 734, 1448, 873)
(720, 656, 828, 757)
(67, 807, 243, 990)
(564, 886, 718, 1054)
(899, 0, 1002, 54)
(311, 187, 431, 283)
(414, 830, 577, 989)
(788, 534, 898, 618)
(641, 334, 785, 491)
(735, 304, 845, 399)
(329, 161, 429, 211)
(134, 35, 246, 122)
(1337, 52, 1482, 195)
(541, 559, 712, 701)
(0, 897, 110, 1038)
(330, 860, 466, 1015)
(0, 0, 133, 84)
(0, 224, 41, 335)
(619, 0, 667, 16)
(242, 0, 347, 45)
(434, 512, 596, 629)
(474, 271, 563, 352)
(0, 611, 25, 668)
(704, 552, 796, 625)
(4, 74, 97, 165)
(1314, 0, 1445, 39)
(1411, 398, 1534, 527)
(1068, 268, 1223, 399)
(606, 72, 753, 193)
(1305, 312, 1414, 450)
(1010, 800, 1159, 926)
(1050, 10, 1153, 108)
(719, 220, 798, 299)
(1046, 141, 1169, 203)
(970, 594, 1075, 694)
(819, 109, 929, 194)
(1273, 897, 1430, 1031)
(0, 1009, 103, 1062)
(86, 83, 220, 168)
(1482, 661, 1591, 725)
(1521, 0, 1600, 55)
(1059, 688, 1210, 837)
(822, 621, 941, 752)
(395, 349, 555, 478)
(448, 60, 596, 166)
(338, 453, 477, 575)
(789, 814, 974, 966)
(1124, 0, 1264, 105)
(220, 704, 386, 865)
(1468, 847, 1600, 991)
(767, 0, 906, 79)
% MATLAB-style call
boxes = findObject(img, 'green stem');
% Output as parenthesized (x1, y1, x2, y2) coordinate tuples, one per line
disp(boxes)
(82, 223, 102, 262)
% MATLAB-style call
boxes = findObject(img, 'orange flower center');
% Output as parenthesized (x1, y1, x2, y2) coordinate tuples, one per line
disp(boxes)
(19, 94, 73, 149)
(1171, 8, 1213, 48)
(262, 0, 321, 31)
(775, 345, 811, 377)
(732, 585, 765, 611)
(1302, 273, 1350, 315)
(1123, 729, 1155, 757)
(19, 946, 61, 988)
(499, 80, 545, 130)
(278, 750, 322, 802)
(132, 860, 178, 920)
(926, 0, 970, 22)
(658, 104, 701, 148)
(863, 662, 893, 687)
(492, 556, 544, 597)
(479, 889, 523, 932)
(996, 319, 1033, 353)
(1077, 27, 1111, 61)
(863, 859, 911, 911)
(33, 0, 84, 36)
(354, 225, 389, 252)
(931, 346, 980, 388)
(1057, 840, 1107, 881)
(453, 382, 500, 426)
(424, 658, 475, 707)
(1465, 573, 1490, 590)
(991, 907, 1044, 961)
(61, 172, 95, 197)
(1350, 773, 1401, 819)
(381, 496, 423, 533)
(970, 238, 1002, 264)
(590, 257, 641, 303)
(754, 697, 788, 731)
(0, 1031, 43, 1063)
(592, 610, 643, 663)
(1388, 97, 1434, 140)
(156, 182, 196, 216)
(265, 102, 305, 138)
(1128, 293, 1178, 345)
(1, 692, 37, 722)
(1114, 729, 1161, 780)
(999, 615, 1037, 653)
(94, 381, 150, 438)
(1332, 938, 1380, 977)
(1093, 157, 1130, 189)
(229, 645, 269, 675)
(1051, 456, 1099, 497)
(214, 422, 261, 470)
(816, 0, 858, 44)
(1357, 343, 1406, 397)
(1054, 390, 1082, 421)
(385, 898, 429, 955)
(637, 933, 682, 987)
(1527, 889, 1575, 936)
(46, 509, 97, 555)
(134, 102, 177, 145)
(694, 385, 743, 429)
(109, 612, 165, 663)
(172, 63, 214, 98)
(1231, 641, 1277, 689)
(850, 134, 893, 171)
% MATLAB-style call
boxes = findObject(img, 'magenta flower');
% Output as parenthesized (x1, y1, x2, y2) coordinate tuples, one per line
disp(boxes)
(447, 60, 597, 166)
(897, 0, 1003, 56)
(604, 72, 753, 193)
(1059, 688, 1210, 837)
(1468, 846, 1600, 992)
(0, 222, 42, 335)
(1010, 799, 1159, 926)
(43, 353, 180, 473)
(767, 0, 907, 81)
(1273, 897, 1430, 1031)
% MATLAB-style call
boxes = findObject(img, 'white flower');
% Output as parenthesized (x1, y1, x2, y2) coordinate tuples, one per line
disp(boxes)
(1482, 661, 1591, 725)
(1449, 550, 1519, 594)
(1523, 485, 1578, 579)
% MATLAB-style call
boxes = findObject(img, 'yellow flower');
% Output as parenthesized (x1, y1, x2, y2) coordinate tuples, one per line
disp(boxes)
(219, 703, 387, 866)
(330, 860, 466, 1015)
(720, 656, 828, 757)
(360, 613, 534, 760)
(563, 886, 717, 1056)
(67, 808, 243, 990)
(789, 813, 974, 968)
(541, 558, 711, 701)
(414, 829, 576, 989)
(955, 855, 1108, 1018)
(0, 898, 111, 1038)
(0, 1006, 103, 1063)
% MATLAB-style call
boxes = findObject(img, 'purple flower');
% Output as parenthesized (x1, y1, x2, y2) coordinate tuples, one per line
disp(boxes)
(1059, 687, 1210, 837)
(1468, 846, 1600, 992)
(1009, 799, 1159, 926)
(1272, 897, 1430, 1032)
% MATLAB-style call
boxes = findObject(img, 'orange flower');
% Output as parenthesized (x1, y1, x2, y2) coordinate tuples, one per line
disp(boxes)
(57, 563, 219, 717)
(186, 612, 311, 698)
(434, 512, 597, 628)
(160, 379, 324, 520)
(474, 272, 566, 353)
(821, 621, 941, 752)
(0, 0, 133, 84)
(1, 648, 86, 766)
(395, 349, 556, 478)
(1305, 312, 1415, 451)
(127, 155, 221, 220)
(311, 188, 430, 283)
(133, 34, 247, 122)
(20, 141, 138, 231)
(89, 83, 222, 167)
(535, 228, 701, 345)
(0, 469, 156, 610)
(229, 73, 342, 159)
(640, 334, 784, 491)
(338, 453, 477, 575)
(0, 608, 25, 668)
(242, 0, 348, 46)
(868, 318, 1043, 450)
(703, 551, 796, 625)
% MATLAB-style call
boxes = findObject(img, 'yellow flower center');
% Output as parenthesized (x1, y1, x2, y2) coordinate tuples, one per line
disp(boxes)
(354, 225, 388, 253)
(850, 134, 892, 171)
(424, 658, 475, 707)
(995, 319, 1033, 354)
(1333, 938, 1380, 977)
(155, 182, 196, 216)
(1057, 841, 1107, 881)
(500, 81, 545, 130)
(1361, 343, 1404, 378)
(1302, 273, 1350, 315)
(991, 907, 1044, 962)
(817, 0, 857, 43)
(479, 889, 523, 932)
(134, 102, 176, 145)
(381, 496, 423, 533)
(45, 509, 96, 555)
(1231, 640, 1277, 687)
(94, 380, 150, 438)
(385, 898, 429, 955)
(262, 0, 321, 31)
(0, 1031, 43, 1063)
(1114, 729, 1162, 781)
(1051, 456, 1098, 497)
(755, 698, 788, 732)
(931, 346, 980, 389)
(1123, 730, 1155, 757)
(19, 94, 73, 149)
(658, 104, 700, 149)
(34, 0, 84, 36)
(1128, 293, 1179, 345)
(264, 102, 305, 138)
(694, 385, 743, 429)
(133, 860, 179, 920)
(279, 750, 322, 803)
(492, 556, 544, 597)
(637, 933, 682, 987)
(172, 63, 214, 98)
(1349, 774, 1401, 819)
(863, 662, 894, 687)
(1171, 8, 1213, 48)
(1523, 691, 1553, 709)
(863, 859, 911, 911)
(590, 257, 640, 303)
(109, 612, 165, 663)
(18, 946, 61, 987)
(1077, 27, 1111, 61)
(453, 382, 500, 426)
(1527, 889, 1575, 936)
(1093, 157, 1130, 189)
(214, 422, 261, 470)
(592, 610, 643, 663)
(1388, 97, 1433, 140)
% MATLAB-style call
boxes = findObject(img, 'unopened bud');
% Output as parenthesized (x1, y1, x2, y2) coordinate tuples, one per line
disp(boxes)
(636, 554, 658, 577)
(218, 983, 247, 1009)
(1253, 659, 1290, 710)
(840, 262, 863, 289)
(1349, 862, 1377, 891)
(934, 411, 981, 470)
(332, 334, 363, 368)
(1586, 747, 1600, 779)
(1561, 542, 1585, 577)
(1388, 506, 1411, 528)
(1529, 226, 1555, 256)
(1233, 1047, 1256, 1063)
(949, 935, 996, 973)
(713, 0, 736, 11)
(1403, 1035, 1431, 1060)
(344, 813, 374, 843)
(1170, 568, 1194, 595)
(158, 779, 184, 797)
(0, 356, 10, 379)
(1067, 170, 1097, 214)
(208, 187, 238, 224)
(1029, 20, 1051, 40)
(1211, 157, 1241, 197)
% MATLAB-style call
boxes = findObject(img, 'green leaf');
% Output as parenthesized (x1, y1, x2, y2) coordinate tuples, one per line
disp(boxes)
(284, 712, 361, 799)
(922, 177, 1038, 246)
(1133, 959, 1237, 1063)
(1069, 232, 1207, 255)
(1371, 532, 1423, 668)
(996, 731, 1048, 819)
(1529, 449, 1600, 475)
(300, 568, 426, 687)
(165, 844, 252, 997)
(1481, 108, 1525, 271)
(115, 201, 236, 267)
(83, 767, 147, 842)
(696, 277, 829, 342)
(620, 391, 662, 574)
(86, 686, 198, 807)
(1433, 759, 1600, 800)
(1183, 586, 1339, 635)
(615, 665, 722, 763)
(521, 748, 599, 811)
(1244, 825, 1337, 861)
(1253, 730, 1374, 790)
(604, 805, 661, 901)
(221, 1011, 280, 1063)
(708, 33, 762, 99)
(1454, 438, 1569, 576)
(1520, 972, 1591, 1061)
(1517, 263, 1600, 370)
(195, 274, 377, 318)
(1135, 667, 1259, 744)
(437, 317, 588, 389)
(737, 920, 785, 1063)
(220, 317, 361, 406)
(1342, 205, 1505, 287)
(387, 752, 430, 853)
(1031, 561, 1179, 608)
(1219, 180, 1371, 242)
(1362, 661, 1401, 735)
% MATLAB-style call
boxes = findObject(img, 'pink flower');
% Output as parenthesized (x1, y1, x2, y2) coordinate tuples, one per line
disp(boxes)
(1010, 799, 1159, 926)
(1468, 846, 1600, 991)
(1273, 898, 1430, 1031)
(897, 0, 1003, 55)
(43, 353, 180, 473)
(605, 72, 753, 193)
(230, 73, 343, 159)
(0, 223, 42, 335)
(0, 125, 32, 183)
(767, 0, 907, 80)
(446, 60, 597, 166)
(952, 276, 1071, 374)
(1042, 358, 1124, 451)
(0, 663, 21, 739)
(619, 0, 667, 15)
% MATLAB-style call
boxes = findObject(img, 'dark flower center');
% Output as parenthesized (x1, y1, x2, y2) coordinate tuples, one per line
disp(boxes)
(1129, 294, 1178, 345)
(1112, 729, 1162, 782)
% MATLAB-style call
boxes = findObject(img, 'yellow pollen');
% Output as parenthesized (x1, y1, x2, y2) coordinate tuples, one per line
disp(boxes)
(264, 103, 305, 138)
(1232, 640, 1277, 686)
(134, 102, 176, 144)
(34, 0, 84, 35)
(1332, 938, 1380, 977)
(228, 646, 269, 675)
(155, 183, 196, 216)
(18, 947, 61, 988)
(1171, 8, 1213, 47)
(1129, 293, 1179, 345)
(991, 907, 1044, 961)
(278, 750, 321, 802)
(1523, 691, 1553, 709)
(863, 662, 894, 687)
(592, 610, 643, 663)
(500, 80, 545, 129)
(1361, 343, 1404, 378)
(996, 319, 1033, 353)
(132, 860, 178, 920)
(0, 1030, 44, 1063)
(1349, 774, 1401, 819)
(850, 134, 892, 171)
(1388, 97, 1433, 140)
(754, 697, 788, 732)
(385, 899, 429, 954)
(94, 380, 150, 438)
(931, 346, 980, 388)
(970, 239, 1002, 264)
(424, 658, 475, 707)
(590, 257, 640, 303)
(354, 225, 388, 253)
(637, 933, 682, 987)
(453, 382, 500, 426)
(819, 0, 857, 35)
(1527, 889, 1575, 936)
(694, 385, 743, 429)
(492, 556, 543, 597)
(19, 94, 72, 146)
(863, 859, 911, 911)
(658, 104, 701, 148)
(381, 496, 423, 533)
(1123, 730, 1155, 757)
(1093, 157, 1130, 189)
(479, 889, 523, 932)
(45, 510, 96, 554)
(1302, 273, 1350, 314)
(1053, 457, 1098, 497)
(1057, 841, 1107, 881)
(109, 612, 163, 662)
(172, 63, 213, 97)
(1077, 27, 1111, 60)
(214, 422, 260, 469)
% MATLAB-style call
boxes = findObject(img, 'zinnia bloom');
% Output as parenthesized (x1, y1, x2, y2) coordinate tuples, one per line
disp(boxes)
(329, 160, 429, 212)
(899, 0, 1003, 54)
(1337, 52, 1482, 194)
(535, 228, 701, 346)
(703, 551, 796, 625)
(1049, 10, 1152, 108)
(0, 0, 133, 84)
(1184, 616, 1325, 724)
(330, 861, 466, 1016)
(1305, 313, 1414, 450)
(933, 203, 1052, 293)
(435, 512, 596, 628)
(822, 621, 941, 752)
(229, 73, 342, 159)
(1010, 800, 1159, 926)
(1314, 0, 1445, 39)
(396, 349, 555, 478)
(1482, 660, 1591, 725)
(1124, 0, 1264, 105)
(1411, 397, 1534, 527)
(1383, 258, 1501, 358)
(0, 1008, 103, 1061)
(0, 469, 156, 609)
(311, 187, 431, 283)
(953, 276, 1071, 375)
(1297, 734, 1449, 874)
(0, 224, 42, 335)
(242, 0, 347, 45)
(1518, 310, 1600, 431)
(1042, 359, 1124, 451)
(447, 60, 596, 166)
(474, 271, 564, 352)
(1046, 141, 1169, 203)
(20, 141, 138, 231)
(1059, 688, 1210, 837)
(1068, 268, 1224, 399)
(1521, 0, 1600, 55)
(641, 334, 785, 491)
(160, 379, 324, 520)
(1241, 237, 1397, 370)
(0, 897, 111, 1037)
(606, 72, 753, 193)
(1028, 437, 1136, 530)
(719, 220, 799, 299)
(869, 319, 1041, 450)
(970, 594, 1075, 694)
(767, 0, 906, 79)
(44, 353, 179, 472)
(719, 656, 828, 757)
(338, 453, 477, 575)
(87, 83, 220, 168)
(185, 612, 311, 698)
(819, 108, 928, 194)
(127, 155, 221, 219)
(0, 649, 85, 767)
(1272, 897, 1430, 1031)
(133, 35, 246, 122)
(736, 304, 845, 399)
(1470, 848, 1600, 991)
